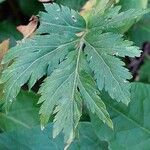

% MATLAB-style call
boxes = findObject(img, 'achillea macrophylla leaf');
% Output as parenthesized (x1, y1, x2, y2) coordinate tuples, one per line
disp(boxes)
(88, 6, 149, 33)
(1, 3, 86, 108)
(1, 2, 148, 149)
(1, 33, 79, 108)
(37, 3, 86, 35)
(38, 50, 112, 148)
(78, 71, 113, 128)
(38, 51, 82, 147)
(84, 30, 140, 105)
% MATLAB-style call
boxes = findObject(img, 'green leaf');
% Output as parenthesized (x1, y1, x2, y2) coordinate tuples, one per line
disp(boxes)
(84, 30, 140, 105)
(119, 0, 148, 10)
(37, 4, 86, 34)
(70, 122, 108, 150)
(0, 0, 5, 3)
(38, 51, 83, 147)
(129, 12, 150, 46)
(0, 21, 22, 47)
(0, 124, 64, 150)
(91, 83, 150, 150)
(78, 70, 113, 128)
(1, 3, 147, 147)
(18, 0, 44, 16)
(119, 0, 149, 37)
(87, 5, 148, 33)
(0, 122, 107, 150)
(0, 91, 40, 132)
(1, 3, 86, 105)
(139, 58, 150, 83)
(38, 50, 112, 147)
(56, 0, 88, 10)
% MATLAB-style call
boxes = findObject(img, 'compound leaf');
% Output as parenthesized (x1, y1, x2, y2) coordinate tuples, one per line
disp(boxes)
(39, 49, 112, 147)
(1, 2, 147, 148)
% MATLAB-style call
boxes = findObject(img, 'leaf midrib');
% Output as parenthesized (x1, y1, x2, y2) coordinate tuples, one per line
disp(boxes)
(69, 42, 83, 137)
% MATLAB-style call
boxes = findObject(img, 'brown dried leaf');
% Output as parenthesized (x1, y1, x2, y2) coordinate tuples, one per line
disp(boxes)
(17, 16, 38, 38)
(38, 0, 53, 2)
(0, 39, 9, 61)
(0, 39, 10, 75)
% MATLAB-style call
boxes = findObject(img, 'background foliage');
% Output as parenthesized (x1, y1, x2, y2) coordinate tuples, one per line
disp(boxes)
(0, 0, 150, 149)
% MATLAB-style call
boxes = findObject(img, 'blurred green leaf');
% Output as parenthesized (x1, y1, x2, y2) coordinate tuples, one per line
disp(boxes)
(139, 58, 150, 83)
(70, 122, 108, 150)
(0, 91, 40, 132)
(128, 13, 150, 46)
(119, 0, 150, 46)
(119, 0, 148, 10)
(17, 0, 44, 16)
(0, 124, 64, 150)
(0, 21, 22, 47)
(91, 83, 150, 150)
(0, 122, 107, 150)
(56, 0, 87, 10)
(0, 0, 5, 3)
(17, 0, 87, 16)
(117, 0, 149, 34)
